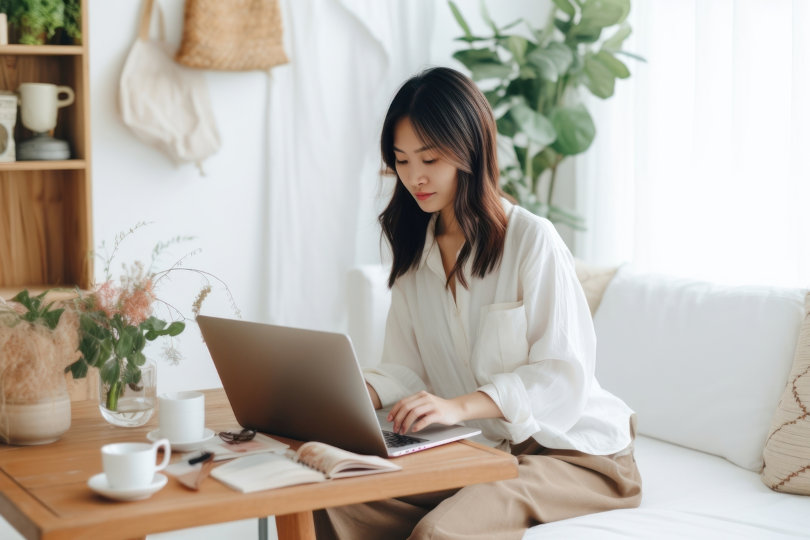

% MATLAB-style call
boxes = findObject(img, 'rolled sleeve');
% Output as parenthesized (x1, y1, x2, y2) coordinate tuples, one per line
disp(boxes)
(478, 374, 540, 443)
(364, 365, 427, 408)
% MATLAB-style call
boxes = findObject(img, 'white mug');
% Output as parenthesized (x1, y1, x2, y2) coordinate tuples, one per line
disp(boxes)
(159, 391, 205, 443)
(101, 439, 170, 490)
(17, 83, 75, 134)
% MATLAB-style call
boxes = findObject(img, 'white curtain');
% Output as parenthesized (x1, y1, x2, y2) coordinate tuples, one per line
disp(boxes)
(575, 0, 810, 288)
(262, 0, 433, 331)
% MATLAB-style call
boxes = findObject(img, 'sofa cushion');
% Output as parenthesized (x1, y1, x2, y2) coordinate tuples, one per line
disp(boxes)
(524, 437, 810, 539)
(574, 259, 619, 316)
(593, 267, 806, 471)
(761, 291, 810, 494)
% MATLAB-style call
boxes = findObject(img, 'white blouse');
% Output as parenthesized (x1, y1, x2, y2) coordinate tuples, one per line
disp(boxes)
(364, 200, 634, 455)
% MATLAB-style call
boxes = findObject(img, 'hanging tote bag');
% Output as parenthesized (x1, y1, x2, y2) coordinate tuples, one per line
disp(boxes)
(119, 0, 221, 170)
(174, 0, 289, 71)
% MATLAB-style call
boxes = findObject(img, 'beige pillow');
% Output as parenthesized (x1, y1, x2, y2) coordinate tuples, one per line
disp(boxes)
(761, 291, 810, 494)
(574, 258, 619, 316)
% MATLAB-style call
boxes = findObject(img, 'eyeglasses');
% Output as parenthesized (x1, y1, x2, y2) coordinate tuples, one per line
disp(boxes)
(218, 428, 256, 444)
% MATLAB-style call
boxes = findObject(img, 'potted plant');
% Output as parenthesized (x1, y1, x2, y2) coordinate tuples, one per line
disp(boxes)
(448, 0, 642, 230)
(67, 223, 239, 427)
(0, 290, 79, 444)
(0, 0, 82, 45)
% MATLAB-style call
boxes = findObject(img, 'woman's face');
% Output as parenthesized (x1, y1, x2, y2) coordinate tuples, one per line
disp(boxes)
(393, 117, 458, 217)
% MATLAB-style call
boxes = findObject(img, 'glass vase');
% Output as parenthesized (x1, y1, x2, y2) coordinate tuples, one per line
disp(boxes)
(98, 358, 157, 427)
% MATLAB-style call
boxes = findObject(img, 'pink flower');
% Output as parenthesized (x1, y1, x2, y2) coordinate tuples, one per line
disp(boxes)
(94, 281, 118, 319)
(120, 279, 155, 326)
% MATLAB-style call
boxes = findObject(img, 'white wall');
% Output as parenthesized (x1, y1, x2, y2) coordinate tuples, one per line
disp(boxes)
(90, 0, 270, 393)
(88, 0, 547, 394)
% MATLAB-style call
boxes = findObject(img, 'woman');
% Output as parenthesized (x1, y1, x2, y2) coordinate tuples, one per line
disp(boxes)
(315, 67, 641, 539)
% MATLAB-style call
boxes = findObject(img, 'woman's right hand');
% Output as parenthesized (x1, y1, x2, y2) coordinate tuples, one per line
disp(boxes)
(366, 382, 382, 409)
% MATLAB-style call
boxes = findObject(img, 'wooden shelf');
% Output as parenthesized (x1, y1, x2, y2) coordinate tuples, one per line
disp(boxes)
(0, 1, 92, 292)
(0, 45, 84, 56)
(0, 160, 87, 171)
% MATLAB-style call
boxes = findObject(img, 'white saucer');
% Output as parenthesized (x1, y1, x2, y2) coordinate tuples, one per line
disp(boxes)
(88, 473, 167, 501)
(147, 428, 216, 452)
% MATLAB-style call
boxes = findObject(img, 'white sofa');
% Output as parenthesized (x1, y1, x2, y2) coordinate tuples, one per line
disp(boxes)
(346, 264, 810, 539)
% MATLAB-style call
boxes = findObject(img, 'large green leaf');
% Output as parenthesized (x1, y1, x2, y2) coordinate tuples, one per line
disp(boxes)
(479, 1, 498, 34)
(504, 35, 530, 65)
(580, 0, 630, 30)
(79, 335, 99, 367)
(100, 357, 121, 386)
(526, 48, 559, 82)
(130, 351, 146, 367)
(554, 18, 572, 35)
(583, 52, 616, 98)
(452, 48, 499, 70)
(166, 321, 185, 337)
(123, 362, 142, 385)
(448, 1, 472, 39)
(68, 358, 88, 379)
(532, 148, 559, 179)
(513, 145, 527, 173)
(594, 50, 630, 79)
(550, 105, 596, 155)
(505, 78, 541, 108)
(42, 307, 63, 330)
(453, 49, 512, 81)
(497, 113, 519, 138)
(484, 89, 502, 108)
(602, 22, 632, 52)
(510, 104, 556, 146)
(552, 0, 576, 18)
(97, 339, 113, 367)
(544, 42, 574, 74)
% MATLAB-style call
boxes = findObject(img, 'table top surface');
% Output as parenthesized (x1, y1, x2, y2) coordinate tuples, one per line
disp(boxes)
(0, 388, 518, 540)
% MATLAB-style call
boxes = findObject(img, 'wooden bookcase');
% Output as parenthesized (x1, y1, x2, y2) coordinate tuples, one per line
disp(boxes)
(0, 1, 93, 298)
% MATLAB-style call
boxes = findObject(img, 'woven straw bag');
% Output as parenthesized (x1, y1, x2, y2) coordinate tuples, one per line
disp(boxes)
(175, 0, 289, 71)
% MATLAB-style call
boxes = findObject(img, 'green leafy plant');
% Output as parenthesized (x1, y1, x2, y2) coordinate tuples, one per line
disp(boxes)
(5, 290, 64, 330)
(68, 223, 239, 412)
(0, 290, 79, 404)
(0, 0, 82, 45)
(449, 0, 642, 230)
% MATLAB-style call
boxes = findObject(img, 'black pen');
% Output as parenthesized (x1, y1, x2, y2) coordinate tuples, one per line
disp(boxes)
(188, 451, 214, 465)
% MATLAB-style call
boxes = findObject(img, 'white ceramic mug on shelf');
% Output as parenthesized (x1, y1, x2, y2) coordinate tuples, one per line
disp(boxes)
(101, 439, 170, 490)
(159, 391, 205, 443)
(17, 82, 75, 134)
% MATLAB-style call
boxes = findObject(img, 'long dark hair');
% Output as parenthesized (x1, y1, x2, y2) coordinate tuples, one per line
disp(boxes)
(379, 67, 508, 289)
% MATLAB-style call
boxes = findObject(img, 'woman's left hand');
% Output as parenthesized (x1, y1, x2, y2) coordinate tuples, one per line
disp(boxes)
(388, 391, 463, 434)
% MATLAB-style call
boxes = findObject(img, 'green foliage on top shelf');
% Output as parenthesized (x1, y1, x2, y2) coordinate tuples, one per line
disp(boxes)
(0, 0, 82, 45)
(449, 0, 643, 230)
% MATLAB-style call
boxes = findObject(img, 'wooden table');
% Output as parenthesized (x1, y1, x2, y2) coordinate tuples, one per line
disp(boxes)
(0, 389, 518, 539)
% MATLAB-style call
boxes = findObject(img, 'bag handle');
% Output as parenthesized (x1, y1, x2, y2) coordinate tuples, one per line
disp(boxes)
(138, 0, 167, 42)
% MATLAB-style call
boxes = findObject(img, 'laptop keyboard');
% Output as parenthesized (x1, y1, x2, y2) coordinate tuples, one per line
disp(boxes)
(383, 430, 427, 448)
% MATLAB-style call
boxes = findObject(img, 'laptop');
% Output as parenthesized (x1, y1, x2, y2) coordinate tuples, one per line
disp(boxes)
(197, 315, 481, 458)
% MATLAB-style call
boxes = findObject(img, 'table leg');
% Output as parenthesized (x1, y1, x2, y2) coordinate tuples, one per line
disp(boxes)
(276, 511, 315, 540)
(258, 516, 269, 540)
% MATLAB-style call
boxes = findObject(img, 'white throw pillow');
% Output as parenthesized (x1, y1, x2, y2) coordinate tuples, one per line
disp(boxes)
(594, 267, 806, 471)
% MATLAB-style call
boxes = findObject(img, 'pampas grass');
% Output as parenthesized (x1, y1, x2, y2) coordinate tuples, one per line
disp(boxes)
(0, 300, 80, 403)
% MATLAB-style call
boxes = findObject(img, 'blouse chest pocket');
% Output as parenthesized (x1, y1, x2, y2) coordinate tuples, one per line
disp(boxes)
(471, 301, 530, 384)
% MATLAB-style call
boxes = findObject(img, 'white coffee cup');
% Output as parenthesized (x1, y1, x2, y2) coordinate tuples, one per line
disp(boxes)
(17, 82, 75, 134)
(101, 439, 170, 490)
(159, 391, 205, 443)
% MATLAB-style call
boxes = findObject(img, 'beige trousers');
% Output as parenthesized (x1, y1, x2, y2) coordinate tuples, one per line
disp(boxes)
(314, 424, 642, 540)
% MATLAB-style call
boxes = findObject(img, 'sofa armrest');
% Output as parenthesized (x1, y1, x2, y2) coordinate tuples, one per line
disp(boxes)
(346, 265, 392, 368)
